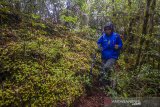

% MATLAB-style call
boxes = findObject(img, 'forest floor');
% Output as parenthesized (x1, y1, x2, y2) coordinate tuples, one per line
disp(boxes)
(73, 76, 112, 107)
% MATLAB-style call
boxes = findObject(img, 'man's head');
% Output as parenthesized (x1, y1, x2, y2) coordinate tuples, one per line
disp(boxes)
(104, 22, 114, 35)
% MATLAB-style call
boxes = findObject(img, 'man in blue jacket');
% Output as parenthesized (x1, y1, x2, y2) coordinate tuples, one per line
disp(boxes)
(97, 22, 123, 86)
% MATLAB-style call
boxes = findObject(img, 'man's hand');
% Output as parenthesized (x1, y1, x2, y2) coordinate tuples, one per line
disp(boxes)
(114, 45, 119, 49)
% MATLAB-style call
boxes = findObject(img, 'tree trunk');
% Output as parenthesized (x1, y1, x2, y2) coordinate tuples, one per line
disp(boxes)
(135, 0, 152, 69)
(125, 0, 133, 53)
(141, 0, 156, 66)
(112, 0, 115, 17)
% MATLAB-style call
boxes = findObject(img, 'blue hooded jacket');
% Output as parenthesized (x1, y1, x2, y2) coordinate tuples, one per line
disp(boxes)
(97, 32, 123, 60)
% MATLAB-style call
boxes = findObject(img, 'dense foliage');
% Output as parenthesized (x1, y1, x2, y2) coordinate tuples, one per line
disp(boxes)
(0, 7, 97, 106)
(0, 0, 160, 106)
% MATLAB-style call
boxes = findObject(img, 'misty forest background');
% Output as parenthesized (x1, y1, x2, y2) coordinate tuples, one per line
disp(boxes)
(0, 0, 160, 106)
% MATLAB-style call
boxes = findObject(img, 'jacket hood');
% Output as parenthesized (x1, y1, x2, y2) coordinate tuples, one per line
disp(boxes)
(104, 22, 114, 31)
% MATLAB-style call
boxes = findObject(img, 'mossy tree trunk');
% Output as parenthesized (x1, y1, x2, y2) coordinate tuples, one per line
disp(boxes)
(135, 0, 153, 69)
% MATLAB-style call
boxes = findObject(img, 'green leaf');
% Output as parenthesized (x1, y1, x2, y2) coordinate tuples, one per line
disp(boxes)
(31, 14, 40, 19)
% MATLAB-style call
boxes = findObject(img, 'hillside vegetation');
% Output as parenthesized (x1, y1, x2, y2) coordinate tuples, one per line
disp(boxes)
(0, 10, 98, 106)
(0, 0, 160, 106)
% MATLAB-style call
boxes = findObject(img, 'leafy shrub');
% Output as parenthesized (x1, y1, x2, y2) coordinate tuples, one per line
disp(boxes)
(0, 21, 97, 106)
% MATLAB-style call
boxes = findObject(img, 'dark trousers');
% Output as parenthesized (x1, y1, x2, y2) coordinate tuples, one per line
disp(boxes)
(99, 58, 116, 85)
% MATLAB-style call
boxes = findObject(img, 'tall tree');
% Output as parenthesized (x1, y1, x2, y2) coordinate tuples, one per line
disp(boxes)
(135, 0, 153, 68)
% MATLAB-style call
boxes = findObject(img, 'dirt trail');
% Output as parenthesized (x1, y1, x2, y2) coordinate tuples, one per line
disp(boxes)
(74, 77, 112, 107)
